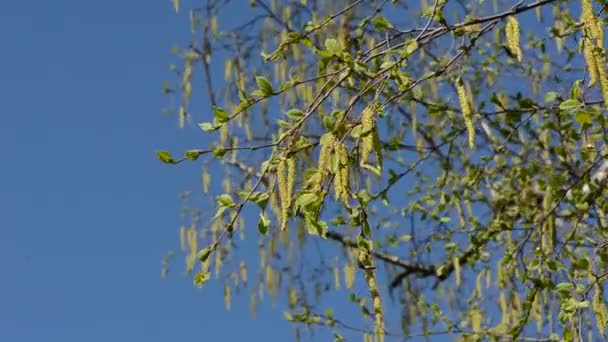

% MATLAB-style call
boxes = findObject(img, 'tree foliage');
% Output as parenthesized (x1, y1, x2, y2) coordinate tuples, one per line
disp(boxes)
(159, 0, 608, 340)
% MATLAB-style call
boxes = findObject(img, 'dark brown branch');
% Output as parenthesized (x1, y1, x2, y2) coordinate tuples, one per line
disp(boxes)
(325, 230, 436, 277)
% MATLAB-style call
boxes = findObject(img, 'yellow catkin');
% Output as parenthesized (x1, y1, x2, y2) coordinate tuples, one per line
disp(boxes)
(240, 261, 248, 286)
(277, 159, 289, 231)
(224, 285, 231, 310)
(597, 20, 604, 50)
(286, 158, 295, 204)
(581, 0, 605, 88)
(592, 283, 608, 336)
(471, 308, 482, 332)
(318, 134, 334, 176)
(453, 256, 461, 287)
(585, 42, 599, 87)
(456, 78, 475, 148)
(505, 16, 523, 62)
(344, 263, 354, 289)
(359, 250, 385, 342)
(333, 265, 340, 289)
(333, 140, 350, 205)
(202, 165, 210, 193)
(360, 103, 383, 176)
(597, 54, 608, 107)
(582, 0, 600, 41)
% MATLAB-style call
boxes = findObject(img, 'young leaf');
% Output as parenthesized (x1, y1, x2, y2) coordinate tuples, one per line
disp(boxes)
(199, 122, 220, 131)
(559, 99, 581, 111)
(198, 247, 213, 262)
(157, 150, 176, 164)
(258, 212, 270, 235)
(217, 194, 235, 207)
(324, 38, 341, 55)
(184, 150, 202, 161)
(213, 106, 229, 123)
(193, 272, 210, 287)
(255, 76, 274, 96)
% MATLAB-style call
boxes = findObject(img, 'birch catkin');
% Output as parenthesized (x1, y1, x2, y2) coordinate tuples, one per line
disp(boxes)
(505, 16, 523, 62)
(360, 103, 383, 176)
(277, 157, 294, 231)
(581, 0, 608, 103)
(584, 42, 599, 87)
(456, 77, 475, 149)
(333, 140, 350, 205)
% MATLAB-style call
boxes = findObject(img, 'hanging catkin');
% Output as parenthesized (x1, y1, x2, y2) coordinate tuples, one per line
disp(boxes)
(505, 16, 523, 62)
(456, 77, 475, 149)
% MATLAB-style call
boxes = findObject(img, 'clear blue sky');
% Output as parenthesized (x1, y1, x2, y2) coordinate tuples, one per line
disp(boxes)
(0, 1, 300, 341)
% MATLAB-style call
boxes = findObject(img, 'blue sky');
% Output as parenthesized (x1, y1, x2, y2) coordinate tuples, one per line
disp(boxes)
(0, 1, 299, 341)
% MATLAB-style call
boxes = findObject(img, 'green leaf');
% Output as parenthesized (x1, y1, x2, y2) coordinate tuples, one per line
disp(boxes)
(357, 236, 372, 251)
(305, 217, 328, 238)
(199, 122, 220, 131)
(217, 194, 235, 207)
(575, 111, 593, 125)
(399, 234, 412, 242)
(286, 108, 305, 121)
(240, 191, 270, 206)
(258, 212, 270, 235)
(402, 39, 419, 57)
(213, 106, 229, 123)
(198, 247, 213, 262)
(184, 150, 202, 161)
(573, 257, 590, 270)
(193, 272, 210, 287)
(157, 150, 176, 164)
(297, 192, 319, 208)
(544, 91, 561, 103)
(559, 99, 581, 111)
(213, 146, 226, 158)
(255, 76, 274, 96)
(324, 38, 341, 55)
(372, 16, 394, 30)
(570, 80, 582, 100)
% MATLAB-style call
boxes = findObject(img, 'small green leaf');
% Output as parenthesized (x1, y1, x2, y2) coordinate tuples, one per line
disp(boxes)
(324, 38, 341, 55)
(213, 146, 226, 158)
(570, 79, 582, 100)
(357, 236, 372, 251)
(297, 192, 319, 208)
(372, 16, 394, 30)
(217, 194, 235, 207)
(305, 217, 328, 238)
(258, 212, 270, 235)
(193, 272, 210, 287)
(574, 257, 590, 270)
(286, 108, 305, 121)
(439, 217, 451, 223)
(559, 99, 581, 111)
(157, 150, 176, 164)
(198, 247, 213, 262)
(402, 39, 419, 57)
(255, 76, 274, 96)
(213, 106, 229, 123)
(544, 91, 560, 103)
(399, 234, 412, 242)
(575, 111, 593, 125)
(184, 150, 202, 161)
(199, 122, 220, 131)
